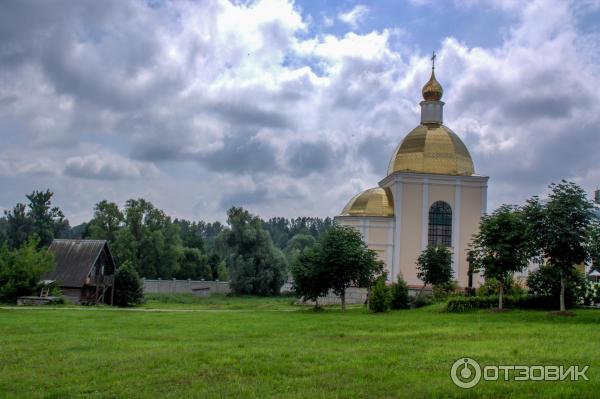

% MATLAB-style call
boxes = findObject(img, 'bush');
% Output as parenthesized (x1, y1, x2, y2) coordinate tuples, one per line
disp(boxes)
(411, 294, 433, 308)
(526, 265, 586, 307)
(113, 262, 144, 307)
(390, 276, 410, 309)
(369, 278, 391, 313)
(445, 294, 573, 312)
(0, 238, 53, 303)
(582, 281, 600, 305)
(432, 281, 459, 301)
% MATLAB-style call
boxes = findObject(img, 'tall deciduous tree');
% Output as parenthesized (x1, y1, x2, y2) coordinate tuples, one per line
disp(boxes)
(223, 207, 287, 296)
(290, 245, 330, 308)
(4, 190, 68, 248)
(523, 181, 594, 312)
(87, 200, 124, 243)
(416, 245, 453, 298)
(468, 205, 533, 309)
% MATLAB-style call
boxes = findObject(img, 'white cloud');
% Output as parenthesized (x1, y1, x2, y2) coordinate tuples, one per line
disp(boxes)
(338, 4, 369, 28)
(0, 0, 599, 224)
(64, 153, 159, 180)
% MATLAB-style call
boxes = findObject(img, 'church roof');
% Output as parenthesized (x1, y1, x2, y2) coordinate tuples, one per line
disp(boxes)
(339, 187, 394, 217)
(387, 123, 475, 176)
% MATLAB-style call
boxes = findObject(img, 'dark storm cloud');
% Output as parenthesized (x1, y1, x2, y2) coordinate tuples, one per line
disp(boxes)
(199, 134, 281, 173)
(285, 140, 342, 176)
(357, 135, 395, 175)
(205, 101, 292, 129)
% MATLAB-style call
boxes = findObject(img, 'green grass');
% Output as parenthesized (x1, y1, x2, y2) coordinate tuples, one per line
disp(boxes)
(1, 297, 599, 398)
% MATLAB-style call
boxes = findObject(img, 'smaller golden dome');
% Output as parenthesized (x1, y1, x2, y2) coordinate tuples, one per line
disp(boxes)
(340, 187, 394, 217)
(422, 69, 443, 101)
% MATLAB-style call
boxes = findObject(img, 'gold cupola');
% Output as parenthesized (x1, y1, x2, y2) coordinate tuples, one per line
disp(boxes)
(340, 187, 394, 217)
(422, 69, 443, 101)
(387, 52, 475, 176)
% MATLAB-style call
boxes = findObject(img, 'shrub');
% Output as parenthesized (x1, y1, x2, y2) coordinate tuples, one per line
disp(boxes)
(0, 238, 53, 303)
(411, 294, 433, 308)
(432, 281, 459, 301)
(369, 278, 391, 313)
(113, 261, 144, 307)
(445, 293, 575, 312)
(390, 276, 410, 310)
(581, 281, 600, 305)
(526, 264, 586, 307)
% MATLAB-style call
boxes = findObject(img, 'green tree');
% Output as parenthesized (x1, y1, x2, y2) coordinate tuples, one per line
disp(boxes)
(223, 207, 287, 296)
(311, 225, 383, 311)
(369, 276, 391, 313)
(4, 190, 68, 248)
(0, 238, 54, 303)
(87, 200, 123, 243)
(216, 261, 229, 281)
(176, 247, 211, 280)
(290, 246, 330, 308)
(468, 205, 533, 309)
(390, 275, 410, 310)
(119, 199, 181, 278)
(523, 181, 594, 312)
(4, 203, 31, 248)
(285, 233, 316, 262)
(416, 245, 453, 298)
(113, 261, 144, 307)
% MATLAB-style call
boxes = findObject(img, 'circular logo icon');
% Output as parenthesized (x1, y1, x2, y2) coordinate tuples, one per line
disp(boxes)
(451, 357, 482, 389)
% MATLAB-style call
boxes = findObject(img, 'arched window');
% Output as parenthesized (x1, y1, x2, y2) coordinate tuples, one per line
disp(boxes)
(428, 201, 452, 247)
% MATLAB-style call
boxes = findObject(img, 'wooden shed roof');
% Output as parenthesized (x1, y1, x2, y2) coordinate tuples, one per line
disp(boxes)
(43, 239, 115, 288)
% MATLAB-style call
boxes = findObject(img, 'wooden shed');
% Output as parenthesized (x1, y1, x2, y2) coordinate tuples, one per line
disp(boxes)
(43, 239, 116, 305)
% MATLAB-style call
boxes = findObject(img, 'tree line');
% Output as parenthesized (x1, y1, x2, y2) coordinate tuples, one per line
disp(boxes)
(0, 190, 335, 300)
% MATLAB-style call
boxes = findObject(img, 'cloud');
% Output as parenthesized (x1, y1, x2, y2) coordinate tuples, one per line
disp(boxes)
(338, 5, 370, 29)
(0, 0, 599, 225)
(64, 153, 159, 180)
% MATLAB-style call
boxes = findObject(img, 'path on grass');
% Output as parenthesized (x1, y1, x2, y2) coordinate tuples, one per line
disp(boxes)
(0, 306, 299, 313)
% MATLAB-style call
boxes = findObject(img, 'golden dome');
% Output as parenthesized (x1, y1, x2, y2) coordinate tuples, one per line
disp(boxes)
(422, 69, 443, 101)
(340, 187, 394, 217)
(388, 124, 475, 176)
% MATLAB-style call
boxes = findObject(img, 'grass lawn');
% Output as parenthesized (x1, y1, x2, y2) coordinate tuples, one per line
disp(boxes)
(1, 296, 599, 398)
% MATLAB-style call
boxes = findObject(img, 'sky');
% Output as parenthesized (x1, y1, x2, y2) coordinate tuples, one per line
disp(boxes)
(1, 0, 600, 225)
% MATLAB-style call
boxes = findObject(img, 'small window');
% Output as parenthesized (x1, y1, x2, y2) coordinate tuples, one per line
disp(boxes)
(428, 201, 452, 247)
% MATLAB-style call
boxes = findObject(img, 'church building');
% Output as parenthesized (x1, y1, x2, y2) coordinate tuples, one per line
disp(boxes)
(335, 60, 488, 288)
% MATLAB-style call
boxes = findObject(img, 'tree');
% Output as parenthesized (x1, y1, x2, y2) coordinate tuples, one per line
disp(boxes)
(294, 225, 383, 310)
(0, 238, 54, 303)
(113, 261, 144, 307)
(369, 276, 391, 313)
(222, 207, 287, 296)
(87, 200, 123, 243)
(416, 245, 453, 298)
(4, 190, 68, 248)
(589, 220, 600, 272)
(523, 181, 594, 312)
(290, 246, 330, 308)
(390, 275, 410, 310)
(285, 233, 316, 273)
(4, 203, 31, 249)
(468, 205, 533, 309)
(216, 261, 229, 281)
(176, 247, 211, 280)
